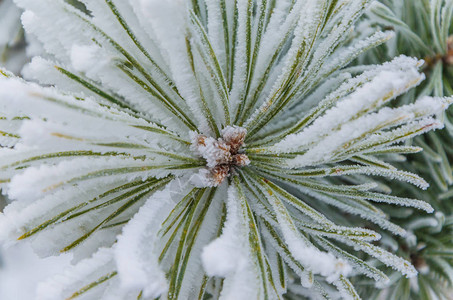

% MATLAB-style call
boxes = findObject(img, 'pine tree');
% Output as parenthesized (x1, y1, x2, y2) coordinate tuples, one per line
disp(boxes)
(0, 0, 452, 299)
(353, 1, 453, 299)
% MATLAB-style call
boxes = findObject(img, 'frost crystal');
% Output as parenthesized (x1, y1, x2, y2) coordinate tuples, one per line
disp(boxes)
(0, 0, 452, 299)
(362, 1, 453, 298)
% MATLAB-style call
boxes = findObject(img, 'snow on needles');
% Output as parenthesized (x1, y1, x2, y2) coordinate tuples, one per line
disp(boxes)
(0, 0, 452, 299)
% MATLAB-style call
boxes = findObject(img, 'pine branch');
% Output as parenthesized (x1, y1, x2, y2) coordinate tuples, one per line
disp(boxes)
(0, 0, 452, 299)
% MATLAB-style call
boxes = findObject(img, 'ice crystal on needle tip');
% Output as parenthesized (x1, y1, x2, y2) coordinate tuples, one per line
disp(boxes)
(0, 0, 452, 299)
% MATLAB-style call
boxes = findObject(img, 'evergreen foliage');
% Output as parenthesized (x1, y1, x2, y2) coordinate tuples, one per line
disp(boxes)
(355, 1, 453, 299)
(0, 0, 452, 299)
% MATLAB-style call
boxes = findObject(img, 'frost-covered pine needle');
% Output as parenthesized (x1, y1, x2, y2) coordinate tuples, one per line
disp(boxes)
(357, 1, 453, 299)
(0, 0, 452, 299)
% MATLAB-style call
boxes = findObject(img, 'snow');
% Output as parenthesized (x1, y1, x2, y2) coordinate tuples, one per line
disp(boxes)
(5, 156, 159, 202)
(70, 44, 108, 75)
(201, 186, 244, 277)
(202, 184, 262, 300)
(115, 183, 178, 298)
(272, 56, 425, 155)
(137, 0, 212, 133)
(35, 247, 115, 300)
(0, 242, 72, 300)
(189, 168, 216, 188)
(263, 182, 352, 283)
(1, 0, 453, 298)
